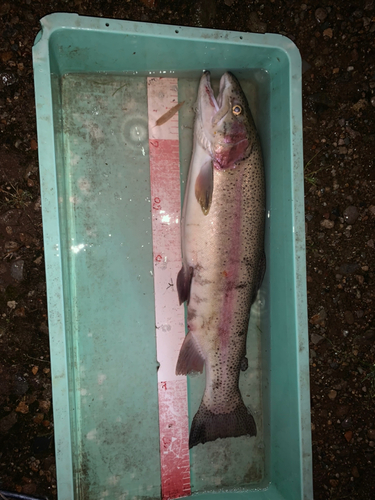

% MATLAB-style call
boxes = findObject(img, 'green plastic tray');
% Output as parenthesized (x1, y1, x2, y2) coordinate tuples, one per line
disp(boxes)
(32, 13, 312, 500)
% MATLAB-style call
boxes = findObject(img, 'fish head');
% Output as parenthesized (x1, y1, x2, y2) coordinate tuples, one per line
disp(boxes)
(197, 71, 255, 170)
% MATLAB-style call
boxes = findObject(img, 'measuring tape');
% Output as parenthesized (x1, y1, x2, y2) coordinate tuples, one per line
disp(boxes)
(147, 77, 191, 500)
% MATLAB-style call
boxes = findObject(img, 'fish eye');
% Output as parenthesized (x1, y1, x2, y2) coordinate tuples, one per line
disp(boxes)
(232, 105, 242, 116)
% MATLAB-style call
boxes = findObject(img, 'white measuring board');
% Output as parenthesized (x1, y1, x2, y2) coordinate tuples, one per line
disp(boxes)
(147, 77, 191, 500)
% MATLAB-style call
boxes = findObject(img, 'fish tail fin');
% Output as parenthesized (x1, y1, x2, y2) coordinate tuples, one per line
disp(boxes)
(189, 399, 256, 449)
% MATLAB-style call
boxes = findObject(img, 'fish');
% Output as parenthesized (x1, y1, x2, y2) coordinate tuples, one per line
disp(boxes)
(176, 71, 265, 449)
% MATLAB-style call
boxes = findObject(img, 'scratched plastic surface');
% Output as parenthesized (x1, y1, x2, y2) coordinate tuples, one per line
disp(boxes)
(60, 74, 161, 499)
(59, 70, 269, 497)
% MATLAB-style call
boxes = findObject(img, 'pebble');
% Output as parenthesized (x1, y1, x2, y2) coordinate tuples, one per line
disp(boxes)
(368, 429, 375, 440)
(32, 433, 53, 454)
(343, 206, 359, 224)
(0, 72, 17, 87)
(311, 333, 324, 345)
(342, 417, 352, 429)
(323, 28, 333, 38)
(344, 311, 354, 324)
(0, 3, 10, 15)
(355, 275, 364, 285)
(371, 96, 375, 107)
(0, 412, 18, 433)
(302, 60, 311, 73)
(310, 309, 327, 325)
(333, 380, 348, 391)
(13, 375, 29, 395)
(336, 405, 349, 418)
(33, 413, 44, 425)
(339, 262, 360, 274)
(352, 99, 368, 111)
(0, 209, 22, 226)
(34, 197, 41, 211)
(10, 260, 24, 281)
(15, 401, 29, 414)
(19, 232, 35, 245)
(344, 430, 353, 442)
(248, 12, 267, 33)
(328, 390, 337, 400)
(308, 91, 335, 107)
(320, 219, 334, 229)
(352, 465, 360, 478)
(39, 400, 51, 413)
(22, 484, 37, 495)
(4, 241, 20, 252)
(314, 56, 326, 68)
(39, 322, 49, 335)
(315, 7, 327, 23)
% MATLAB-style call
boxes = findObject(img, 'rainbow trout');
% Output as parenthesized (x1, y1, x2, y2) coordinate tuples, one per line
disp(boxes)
(176, 71, 265, 448)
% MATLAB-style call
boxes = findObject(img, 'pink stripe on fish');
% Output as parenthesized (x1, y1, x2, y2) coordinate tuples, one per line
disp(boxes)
(218, 173, 243, 358)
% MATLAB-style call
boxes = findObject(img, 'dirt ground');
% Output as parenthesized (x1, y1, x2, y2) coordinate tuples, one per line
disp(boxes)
(0, 0, 374, 499)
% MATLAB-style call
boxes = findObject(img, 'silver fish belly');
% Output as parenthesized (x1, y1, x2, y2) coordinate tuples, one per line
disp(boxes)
(176, 71, 265, 449)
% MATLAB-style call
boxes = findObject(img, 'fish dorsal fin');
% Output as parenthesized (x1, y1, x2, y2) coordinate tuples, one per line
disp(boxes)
(195, 160, 213, 215)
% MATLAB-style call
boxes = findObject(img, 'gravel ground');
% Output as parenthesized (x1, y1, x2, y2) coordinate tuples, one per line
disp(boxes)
(1, 0, 375, 499)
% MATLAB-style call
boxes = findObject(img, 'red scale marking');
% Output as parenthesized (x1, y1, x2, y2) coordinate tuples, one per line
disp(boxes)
(147, 77, 191, 500)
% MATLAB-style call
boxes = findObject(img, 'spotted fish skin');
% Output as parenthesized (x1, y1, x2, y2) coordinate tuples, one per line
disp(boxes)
(176, 71, 265, 449)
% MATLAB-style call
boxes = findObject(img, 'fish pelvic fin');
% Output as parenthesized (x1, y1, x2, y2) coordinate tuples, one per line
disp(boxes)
(175, 331, 204, 375)
(177, 265, 193, 305)
(189, 400, 256, 449)
(195, 159, 213, 215)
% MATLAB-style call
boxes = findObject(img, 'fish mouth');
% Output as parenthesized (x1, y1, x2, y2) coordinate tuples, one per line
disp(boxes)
(201, 71, 232, 126)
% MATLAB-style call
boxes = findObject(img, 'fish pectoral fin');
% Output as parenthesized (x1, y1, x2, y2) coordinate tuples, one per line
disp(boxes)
(195, 160, 213, 215)
(177, 265, 193, 305)
(175, 331, 204, 376)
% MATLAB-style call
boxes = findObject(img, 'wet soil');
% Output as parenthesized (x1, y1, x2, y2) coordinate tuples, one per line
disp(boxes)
(0, 0, 375, 499)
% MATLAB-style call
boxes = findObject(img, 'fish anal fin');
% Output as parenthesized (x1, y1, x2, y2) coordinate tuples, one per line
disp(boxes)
(195, 160, 213, 215)
(251, 250, 266, 304)
(177, 265, 193, 305)
(175, 331, 204, 376)
(189, 400, 256, 449)
(258, 250, 266, 289)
